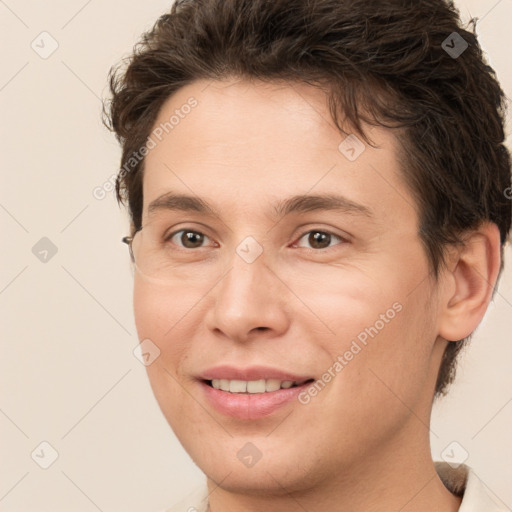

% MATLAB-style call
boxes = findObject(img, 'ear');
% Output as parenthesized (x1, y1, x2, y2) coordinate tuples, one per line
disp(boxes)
(438, 222, 502, 342)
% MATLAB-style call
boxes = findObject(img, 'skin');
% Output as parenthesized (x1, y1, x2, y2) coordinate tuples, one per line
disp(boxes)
(132, 78, 501, 512)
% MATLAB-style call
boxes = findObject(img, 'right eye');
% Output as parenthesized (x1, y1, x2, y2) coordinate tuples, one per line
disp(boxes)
(165, 229, 215, 249)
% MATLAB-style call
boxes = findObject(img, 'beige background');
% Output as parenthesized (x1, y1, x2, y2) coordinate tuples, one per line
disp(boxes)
(0, 1, 511, 510)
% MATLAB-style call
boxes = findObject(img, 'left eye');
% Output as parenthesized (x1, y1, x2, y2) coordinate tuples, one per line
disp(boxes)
(294, 230, 345, 250)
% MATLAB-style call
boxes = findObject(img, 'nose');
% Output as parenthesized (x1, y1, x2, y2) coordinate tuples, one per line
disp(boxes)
(205, 245, 291, 343)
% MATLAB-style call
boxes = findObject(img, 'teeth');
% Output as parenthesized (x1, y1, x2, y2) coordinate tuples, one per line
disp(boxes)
(247, 379, 266, 393)
(229, 380, 247, 393)
(210, 378, 302, 393)
(265, 379, 281, 392)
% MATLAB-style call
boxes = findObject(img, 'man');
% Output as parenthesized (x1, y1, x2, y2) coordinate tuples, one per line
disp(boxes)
(104, 0, 511, 510)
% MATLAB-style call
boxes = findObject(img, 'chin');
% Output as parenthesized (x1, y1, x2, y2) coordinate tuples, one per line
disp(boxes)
(175, 429, 329, 495)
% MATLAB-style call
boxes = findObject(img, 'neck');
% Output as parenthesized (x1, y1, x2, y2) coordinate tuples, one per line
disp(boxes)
(205, 423, 461, 512)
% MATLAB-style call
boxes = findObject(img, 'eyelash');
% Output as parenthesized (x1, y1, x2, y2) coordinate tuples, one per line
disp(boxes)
(164, 228, 348, 252)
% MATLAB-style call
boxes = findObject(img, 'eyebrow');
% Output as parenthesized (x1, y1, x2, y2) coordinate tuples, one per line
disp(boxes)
(147, 192, 374, 219)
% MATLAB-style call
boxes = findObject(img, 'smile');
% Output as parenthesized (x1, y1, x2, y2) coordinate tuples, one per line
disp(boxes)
(200, 378, 315, 420)
(207, 378, 312, 394)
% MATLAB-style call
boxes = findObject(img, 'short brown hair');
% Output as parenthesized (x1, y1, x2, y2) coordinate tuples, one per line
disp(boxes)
(103, 0, 511, 396)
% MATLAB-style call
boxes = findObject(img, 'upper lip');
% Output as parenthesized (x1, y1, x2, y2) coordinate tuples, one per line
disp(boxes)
(198, 365, 314, 383)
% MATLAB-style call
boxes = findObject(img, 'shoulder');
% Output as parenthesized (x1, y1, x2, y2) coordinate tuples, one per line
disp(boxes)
(156, 466, 509, 512)
(435, 461, 508, 511)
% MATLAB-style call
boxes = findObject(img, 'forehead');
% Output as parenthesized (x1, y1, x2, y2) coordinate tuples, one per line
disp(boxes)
(141, 78, 417, 227)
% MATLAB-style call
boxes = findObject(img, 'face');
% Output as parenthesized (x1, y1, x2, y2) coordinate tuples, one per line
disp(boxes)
(133, 78, 446, 495)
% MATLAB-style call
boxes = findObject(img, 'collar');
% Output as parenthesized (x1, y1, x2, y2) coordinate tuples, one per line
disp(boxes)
(164, 463, 506, 511)
(435, 461, 507, 511)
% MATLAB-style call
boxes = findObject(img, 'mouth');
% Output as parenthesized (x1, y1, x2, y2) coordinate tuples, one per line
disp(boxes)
(199, 377, 316, 420)
(204, 378, 315, 394)
(197, 365, 317, 419)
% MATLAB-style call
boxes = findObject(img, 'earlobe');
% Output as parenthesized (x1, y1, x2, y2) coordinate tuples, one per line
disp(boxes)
(438, 222, 501, 342)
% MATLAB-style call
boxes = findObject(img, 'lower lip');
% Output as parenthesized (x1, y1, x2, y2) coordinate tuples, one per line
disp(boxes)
(200, 381, 310, 420)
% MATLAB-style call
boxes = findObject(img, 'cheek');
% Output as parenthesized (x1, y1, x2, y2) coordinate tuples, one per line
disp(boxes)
(334, 287, 436, 423)
(133, 280, 166, 349)
(133, 275, 197, 343)
(302, 259, 436, 409)
(133, 277, 192, 376)
(133, 278, 194, 424)
(133, 280, 166, 370)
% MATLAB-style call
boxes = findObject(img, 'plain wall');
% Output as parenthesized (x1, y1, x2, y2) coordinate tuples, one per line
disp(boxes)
(1, 1, 511, 510)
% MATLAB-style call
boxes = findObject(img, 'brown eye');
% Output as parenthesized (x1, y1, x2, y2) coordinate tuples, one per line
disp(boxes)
(309, 232, 330, 249)
(168, 229, 209, 249)
(295, 230, 345, 250)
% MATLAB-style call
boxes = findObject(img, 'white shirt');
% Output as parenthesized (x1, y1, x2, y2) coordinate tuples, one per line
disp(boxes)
(159, 462, 508, 512)
(435, 462, 508, 512)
